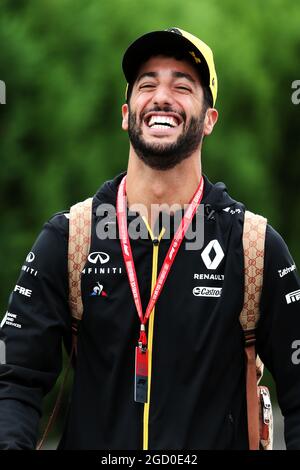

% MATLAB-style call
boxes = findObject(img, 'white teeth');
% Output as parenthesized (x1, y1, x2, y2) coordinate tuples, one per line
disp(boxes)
(148, 115, 178, 128)
(151, 124, 171, 129)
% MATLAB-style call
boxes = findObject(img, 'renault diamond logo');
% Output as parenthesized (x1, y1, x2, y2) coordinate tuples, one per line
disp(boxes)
(201, 240, 224, 270)
(88, 252, 110, 264)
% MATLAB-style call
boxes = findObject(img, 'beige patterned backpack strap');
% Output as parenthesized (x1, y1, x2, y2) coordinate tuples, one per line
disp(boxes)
(68, 197, 93, 349)
(36, 197, 93, 450)
(240, 210, 267, 450)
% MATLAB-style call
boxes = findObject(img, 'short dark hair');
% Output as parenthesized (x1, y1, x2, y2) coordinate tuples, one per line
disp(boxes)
(125, 50, 213, 110)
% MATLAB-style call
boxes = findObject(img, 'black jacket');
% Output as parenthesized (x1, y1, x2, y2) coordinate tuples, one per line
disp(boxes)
(0, 173, 300, 450)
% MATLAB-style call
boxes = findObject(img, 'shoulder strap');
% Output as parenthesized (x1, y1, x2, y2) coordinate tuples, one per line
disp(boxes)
(240, 210, 267, 450)
(36, 197, 93, 450)
(68, 197, 93, 323)
(240, 210, 267, 331)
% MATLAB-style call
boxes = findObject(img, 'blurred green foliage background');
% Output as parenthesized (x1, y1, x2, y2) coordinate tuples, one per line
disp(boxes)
(0, 0, 300, 446)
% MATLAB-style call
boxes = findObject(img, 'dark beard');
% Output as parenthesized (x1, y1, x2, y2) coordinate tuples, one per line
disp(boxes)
(128, 106, 206, 171)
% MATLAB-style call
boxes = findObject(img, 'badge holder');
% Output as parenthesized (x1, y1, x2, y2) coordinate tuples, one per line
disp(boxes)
(134, 342, 148, 403)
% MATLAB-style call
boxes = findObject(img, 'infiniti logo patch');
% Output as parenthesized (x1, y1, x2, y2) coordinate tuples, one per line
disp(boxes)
(26, 252, 35, 263)
(88, 252, 110, 264)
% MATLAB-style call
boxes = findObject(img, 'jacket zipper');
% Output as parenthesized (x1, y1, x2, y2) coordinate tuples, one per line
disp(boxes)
(142, 217, 165, 450)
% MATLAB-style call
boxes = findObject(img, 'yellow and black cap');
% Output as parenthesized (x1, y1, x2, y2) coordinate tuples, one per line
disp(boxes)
(122, 27, 218, 106)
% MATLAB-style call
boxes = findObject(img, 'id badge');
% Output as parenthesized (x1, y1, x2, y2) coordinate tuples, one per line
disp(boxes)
(134, 346, 148, 403)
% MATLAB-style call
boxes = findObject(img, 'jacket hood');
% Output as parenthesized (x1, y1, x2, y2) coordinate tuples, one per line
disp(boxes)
(201, 175, 241, 212)
(94, 172, 242, 214)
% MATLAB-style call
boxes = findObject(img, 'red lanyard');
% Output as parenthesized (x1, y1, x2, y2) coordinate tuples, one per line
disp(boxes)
(116, 174, 204, 350)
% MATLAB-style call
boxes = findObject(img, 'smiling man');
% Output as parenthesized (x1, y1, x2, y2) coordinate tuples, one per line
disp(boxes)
(0, 28, 300, 451)
(123, 55, 216, 171)
(121, 29, 218, 228)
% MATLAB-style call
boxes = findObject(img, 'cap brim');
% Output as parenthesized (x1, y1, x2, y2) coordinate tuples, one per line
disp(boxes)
(122, 30, 210, 86)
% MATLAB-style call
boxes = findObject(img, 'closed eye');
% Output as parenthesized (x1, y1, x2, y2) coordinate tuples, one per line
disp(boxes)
(139, 84, 156, 89)
(176, 86, 192, 92)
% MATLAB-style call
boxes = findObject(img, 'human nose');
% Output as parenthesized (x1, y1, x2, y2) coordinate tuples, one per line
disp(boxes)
(151, 84, 175, 107)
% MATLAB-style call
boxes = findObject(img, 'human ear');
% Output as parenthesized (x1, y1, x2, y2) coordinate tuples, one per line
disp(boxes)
(203, 108, 218, 136)
(122, 104, 129, 131)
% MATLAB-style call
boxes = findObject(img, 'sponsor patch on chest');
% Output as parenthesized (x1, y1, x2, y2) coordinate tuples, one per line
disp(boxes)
(193, 286, 222, 297)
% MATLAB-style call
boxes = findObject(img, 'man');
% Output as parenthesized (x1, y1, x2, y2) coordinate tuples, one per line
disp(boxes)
(0, 27, 300, 450)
